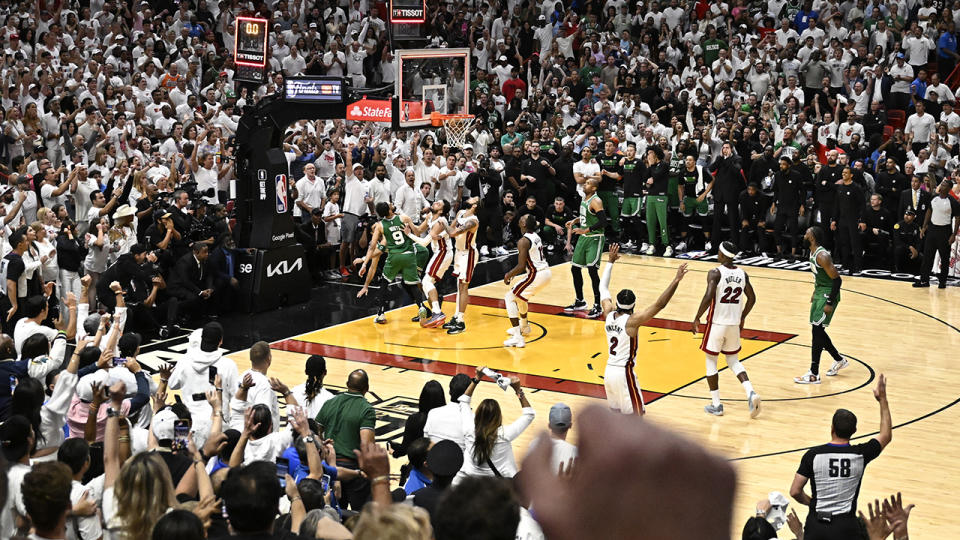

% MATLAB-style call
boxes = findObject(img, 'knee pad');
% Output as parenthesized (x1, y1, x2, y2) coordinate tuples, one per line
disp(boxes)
(421, 275, 436, 296)
(504, 290, 519, 318)
(726, 354, 746, 376)
(705, 354, 719, 377)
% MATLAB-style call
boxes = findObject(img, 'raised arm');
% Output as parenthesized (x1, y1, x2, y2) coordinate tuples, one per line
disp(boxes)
(599, 244, 620, 316)
(627, 263, 689, 331)
(873, 373, 892, 449)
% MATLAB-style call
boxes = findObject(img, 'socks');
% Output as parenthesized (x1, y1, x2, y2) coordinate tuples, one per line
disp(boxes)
(588, 266, 601, 306)
(572, 267, 584, 300)
(454, 311, 463, 322)
(741, 380, 755, 397)
(710, 390, 721, 407)
(432, 301, 441, 313)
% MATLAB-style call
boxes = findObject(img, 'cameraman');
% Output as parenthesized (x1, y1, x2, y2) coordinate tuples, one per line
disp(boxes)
(135, 183, 161, 238)
(169, 190, 194, 237)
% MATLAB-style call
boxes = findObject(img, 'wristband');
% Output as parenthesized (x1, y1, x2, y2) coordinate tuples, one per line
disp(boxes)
(472, 377, 481, 385)
(290, 496, 302, 503)
(370, 475, 389, 486)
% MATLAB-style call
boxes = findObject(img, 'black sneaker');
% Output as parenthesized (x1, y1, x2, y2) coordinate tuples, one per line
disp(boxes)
(158, 326, 170, 339)
(446, 321, 465, 334)
(587, 304, 603, 318)
(912, 280, 930, 288)
(563, 299, 587, 312)
(442, 318, 459, 330)
(938, 281, 947, 289)
(411, 314, 422, 322)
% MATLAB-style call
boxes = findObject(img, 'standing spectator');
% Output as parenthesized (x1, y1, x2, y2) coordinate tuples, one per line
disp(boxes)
(392, 380, 445, 458)
(315, 369, 377, 510)
(709, 143, 745, 253)
(423, 373, 473, 453)
(914, 179, 960, 287)
(831, 168, 866, 273)
(789, 375, 892, 539)
(291, 355, 335, 420)
(458, 368, 535, 480)
(893, 208, 922, 272)
(770, 157, 805, 259)
(860, 194, 895, 266)
(937, 21, 960, 81)
(525, 403, 578, 475)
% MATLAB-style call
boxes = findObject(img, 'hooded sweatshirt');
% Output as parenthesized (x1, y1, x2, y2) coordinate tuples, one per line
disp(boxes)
(167, 331, 239, 430)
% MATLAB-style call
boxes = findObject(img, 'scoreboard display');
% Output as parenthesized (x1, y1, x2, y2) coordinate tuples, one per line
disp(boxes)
(283, 77, 345, 103)
(234, 17, 268, 83)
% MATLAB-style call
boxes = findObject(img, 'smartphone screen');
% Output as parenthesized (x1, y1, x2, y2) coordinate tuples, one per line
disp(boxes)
(208, 365, 218, 385)
(276, 457, 289, 488)
(321, 474, 330, 493)
(173, 420, 189, 451)
(112, 357, 125, 367)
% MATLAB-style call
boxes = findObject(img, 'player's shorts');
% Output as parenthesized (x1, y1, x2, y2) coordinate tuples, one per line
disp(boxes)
(341, 212, 360, 243)
(414, 244, 429, 272)
(810, 288, 840, 327)
(621, 196, 642, 217)
(512, 268, 552, 302)
(699, 322, 742, 356)
(453, 247, 478, 282)
(604, 362, 645, 415)
(425, 243, 453, 280)
(682, 196, 710, 217)
(383, 250, 420, 284)
(572, 234, 605, 268)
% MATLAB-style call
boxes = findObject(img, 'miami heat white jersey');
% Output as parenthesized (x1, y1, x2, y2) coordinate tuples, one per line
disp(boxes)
(524, 232, 549, 271)
(605, 312, 636, 368)
(428, 215, 452, 252)
(711, 265, 746, 325)
(454, 210, 479, 251)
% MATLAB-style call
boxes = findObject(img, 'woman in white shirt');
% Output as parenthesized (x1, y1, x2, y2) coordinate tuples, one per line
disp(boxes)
(191, 129, 232, 204)
(83, 216, 112, 305)
(29, 222, 59, 283)
(458, 370, 535, 480)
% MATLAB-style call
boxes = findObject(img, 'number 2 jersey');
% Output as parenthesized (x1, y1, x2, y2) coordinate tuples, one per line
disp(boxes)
(710, 265, 746, 325)
(605, 312, 636, 367)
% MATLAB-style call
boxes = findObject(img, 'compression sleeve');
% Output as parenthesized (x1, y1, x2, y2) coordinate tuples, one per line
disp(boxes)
(827, 276, 841, 305)
(590, 210, 607, 232)
(600, 260, 614, 302)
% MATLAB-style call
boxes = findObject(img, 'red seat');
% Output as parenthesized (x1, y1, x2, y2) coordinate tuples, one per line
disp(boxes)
(887, 110, 906, 131)
(883, 125, 894, 141)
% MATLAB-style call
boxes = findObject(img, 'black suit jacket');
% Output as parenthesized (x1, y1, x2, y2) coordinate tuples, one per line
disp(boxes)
(898, 189, 932, 218)
(167, 253, 211, 299)
(206, 247, 240, 288)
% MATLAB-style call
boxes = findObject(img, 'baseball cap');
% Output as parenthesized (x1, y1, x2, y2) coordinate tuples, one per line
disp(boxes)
(200, 322, 223, 352)
(352, 162, 364, 170)
(548, 403, 572, 429)
(538, 14, 546, 21)
(506, 121, 515, 126)
(896, 52, 905, 58)
(309, 22, 318, 28)
(905, 208, 916, 216)
(498, 55, 507, 62)
(9, 33, 18, 40)
(426, 439, 464, 477)
(152, 408, 179, 441)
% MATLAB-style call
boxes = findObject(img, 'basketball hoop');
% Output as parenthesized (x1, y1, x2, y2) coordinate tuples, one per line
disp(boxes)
(430, 112, 475, 150)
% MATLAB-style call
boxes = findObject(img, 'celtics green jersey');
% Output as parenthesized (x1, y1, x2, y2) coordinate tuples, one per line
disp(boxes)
(381, 215, 412, 254)
(579, 194, 602, 235)
(810, 247, 833, 289)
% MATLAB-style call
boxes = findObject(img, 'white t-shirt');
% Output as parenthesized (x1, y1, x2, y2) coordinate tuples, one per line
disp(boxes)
(195, 166, 219, 203)
(414, 160, 441, 199)
(905, 112, 936, 143)
(295, 176, 326, 217)
(572, 159, 600, 197)
(291, 383, 335, 420)
(13, 318, 60, 354)
(525, 436, 579, 475)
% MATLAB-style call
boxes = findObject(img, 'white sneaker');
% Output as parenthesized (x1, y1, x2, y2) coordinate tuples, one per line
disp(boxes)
(640, 243, 650, 253)
(644, 245, 656, 255)
(794, 372, 821, 384)
(675, 241, 687, 252)
(663, 246, 674, 257)
(503, 335, 526, 348)
(480, 245, 490, 256)
(748, 391, 761, 419)
(704, 403, 724, 416)
(506, 326, 518, 335)
(374, 313, 387, 324)
(825, 358, 849, 376)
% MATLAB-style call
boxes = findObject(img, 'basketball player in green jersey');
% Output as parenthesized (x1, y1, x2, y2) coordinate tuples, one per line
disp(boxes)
(357, 202, 430, 324)
(795, 226, 848, 384)
(564, 177, 607, 318)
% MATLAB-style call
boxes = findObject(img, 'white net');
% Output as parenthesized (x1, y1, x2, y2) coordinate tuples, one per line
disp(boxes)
(441, 116, 475, 150)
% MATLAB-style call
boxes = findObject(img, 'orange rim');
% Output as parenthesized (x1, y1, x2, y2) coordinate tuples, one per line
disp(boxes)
(430, 111, 475, 127)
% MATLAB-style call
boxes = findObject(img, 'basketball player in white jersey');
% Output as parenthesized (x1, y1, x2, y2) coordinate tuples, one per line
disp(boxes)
(408, 199, 454, 328)
(599, 244, 689, 415)
(444, 196, 481, 335)
(503, 214, 553, 348)
(692, 241, 761, 418)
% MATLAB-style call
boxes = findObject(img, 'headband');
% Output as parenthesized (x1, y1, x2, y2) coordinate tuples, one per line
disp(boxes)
(719, 244, 739, 258)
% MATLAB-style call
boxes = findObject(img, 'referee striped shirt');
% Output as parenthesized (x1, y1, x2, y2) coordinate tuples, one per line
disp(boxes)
(797, 439, 882, 515)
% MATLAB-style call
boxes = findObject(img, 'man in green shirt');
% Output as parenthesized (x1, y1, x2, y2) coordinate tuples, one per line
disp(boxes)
(596, 140, 622, 237)
(501, 121, 524, 147)
(316, 369, 377, 509)
(701, 26, 727, 67)
(795, 226, 848, 385)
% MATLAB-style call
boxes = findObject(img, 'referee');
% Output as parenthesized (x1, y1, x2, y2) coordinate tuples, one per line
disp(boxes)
(914, 179, 960, 288)
(789, 374, 893, 540)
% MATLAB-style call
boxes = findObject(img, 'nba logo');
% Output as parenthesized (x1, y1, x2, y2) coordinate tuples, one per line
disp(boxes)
(275, 174, 288, 214)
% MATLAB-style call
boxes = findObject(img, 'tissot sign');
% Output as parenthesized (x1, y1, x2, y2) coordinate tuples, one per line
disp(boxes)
(347, 98, 392, 122)
(390, 0, 426, 23)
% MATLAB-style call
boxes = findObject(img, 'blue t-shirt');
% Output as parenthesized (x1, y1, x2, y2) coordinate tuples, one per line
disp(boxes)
(938, 32, 957, 59)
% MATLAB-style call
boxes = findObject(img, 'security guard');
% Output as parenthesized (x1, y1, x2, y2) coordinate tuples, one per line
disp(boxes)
(893, 209, 922, 273)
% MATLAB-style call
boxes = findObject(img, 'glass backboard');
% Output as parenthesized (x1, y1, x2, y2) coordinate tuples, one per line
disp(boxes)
(395, 49, 470, 129)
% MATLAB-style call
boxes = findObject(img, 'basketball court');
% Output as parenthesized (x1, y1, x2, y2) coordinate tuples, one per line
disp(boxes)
(220, 255, 960, 537)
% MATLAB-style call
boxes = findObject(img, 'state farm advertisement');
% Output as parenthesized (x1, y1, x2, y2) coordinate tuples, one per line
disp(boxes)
(347, 99, 392, 122)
